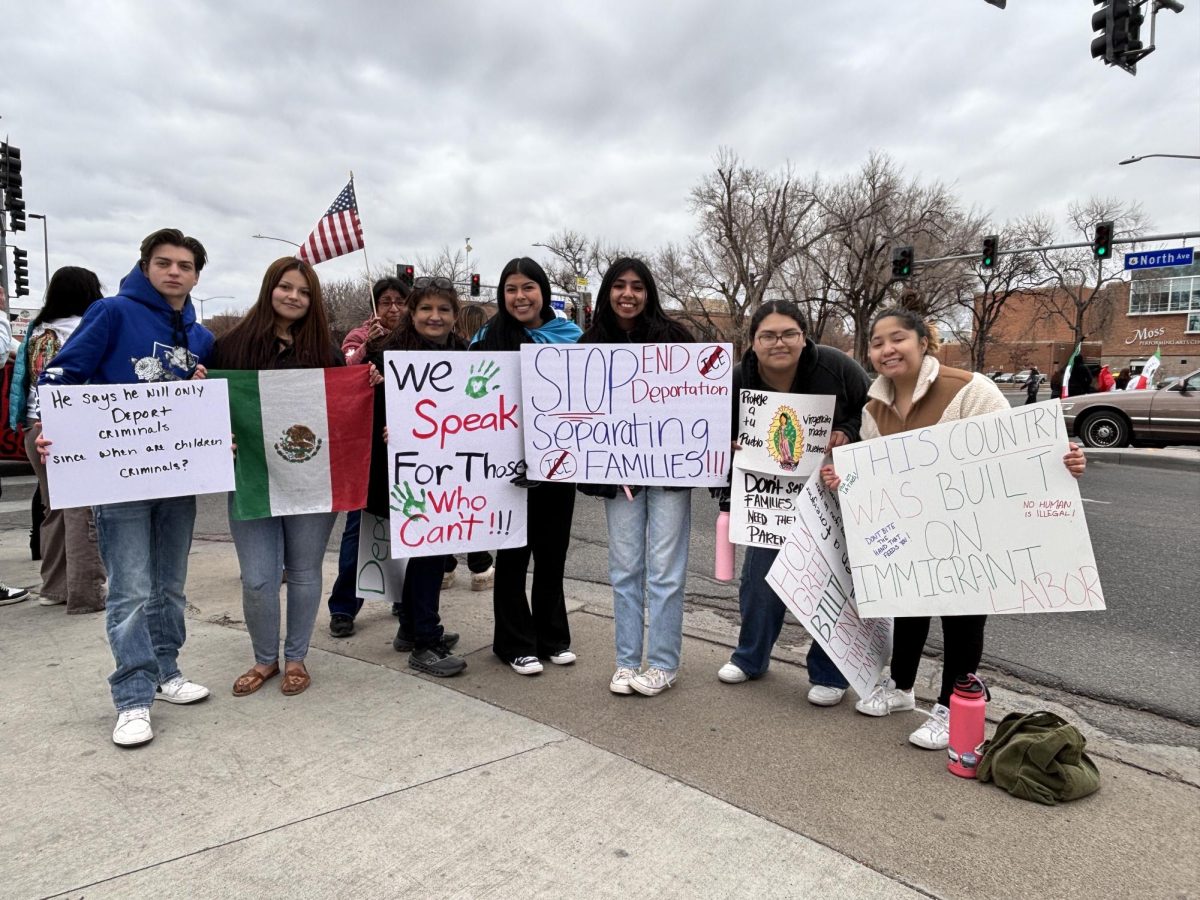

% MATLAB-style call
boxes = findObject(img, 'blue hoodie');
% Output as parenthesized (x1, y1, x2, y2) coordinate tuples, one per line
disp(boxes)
(38, 262, 214, 386)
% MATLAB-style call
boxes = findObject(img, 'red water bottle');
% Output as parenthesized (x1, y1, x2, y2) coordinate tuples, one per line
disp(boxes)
(947, 674, 988, 779)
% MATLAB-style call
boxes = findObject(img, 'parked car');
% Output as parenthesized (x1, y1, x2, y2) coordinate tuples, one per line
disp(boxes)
(1014, 369, 1034, 385)
(987, 371, 1004, 381)
(1061, 369, 1200, 448)
(995, 373, 1015, 384)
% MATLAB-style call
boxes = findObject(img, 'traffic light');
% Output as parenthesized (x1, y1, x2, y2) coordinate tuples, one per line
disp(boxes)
(1091, 0, 1143, 74)
(470, 273, 481, 297)
(397, 263, 414, 287)
(891, 246, 914, 280)
(1, 142, 24, 232)
(12, 247, 30, 296)
(981, 235, 999, 269)
(1092, 221, 1114, 259)
(583, 302, 593, 329)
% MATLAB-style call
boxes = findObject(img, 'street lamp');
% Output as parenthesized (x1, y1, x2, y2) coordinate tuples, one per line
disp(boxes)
(251, 233, 301, 248)
(1118, 153, 1200, 165)
(28, 213, 49, 285)
(193, 294, 233, 322)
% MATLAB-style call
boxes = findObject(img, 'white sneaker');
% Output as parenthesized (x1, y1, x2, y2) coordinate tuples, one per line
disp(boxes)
(807, 685, 847, 707)
(609, 667, 638, 695)
(630, 667, 676, 697)
(854, 678, 916, 717)
(155, 675, 211, 705)
(510, 656, 544, 676)
(717, 662, 748, 684)
(441, 570, 456, 589)
(471, 567, 495, 591)
(0, 583, 31, 605)
(38, 595, 67, 606)
(112, 707, 153, 747)
(548, 649, 577, 665)
(909, 703, 951, 750)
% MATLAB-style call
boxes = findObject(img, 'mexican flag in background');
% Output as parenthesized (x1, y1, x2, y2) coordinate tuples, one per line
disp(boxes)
(1061, 342, 1081, 399)
(214, 367, 373, 520)
(1126, 347, 1162, 391)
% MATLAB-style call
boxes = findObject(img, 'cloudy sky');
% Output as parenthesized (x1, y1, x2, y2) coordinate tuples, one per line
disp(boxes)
(5, 1, 1198, 317)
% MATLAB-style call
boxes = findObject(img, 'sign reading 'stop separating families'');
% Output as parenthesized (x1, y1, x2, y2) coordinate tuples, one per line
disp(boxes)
(383, 351, 527, 557)
(832, 401, 1104, 618)
(520, 342, 733, 486)
(38, 381, 234, 509)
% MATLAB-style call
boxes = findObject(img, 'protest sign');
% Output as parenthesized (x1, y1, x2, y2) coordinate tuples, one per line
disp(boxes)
(521, 342, 733, 486)
(832, 401, 1105, 617)
(38, 381, 234, 509)
(383, 350, 526, 557)
(766, 472, 892, 698)
(729, 391, 835, 547)
(356, 512, 406, 605)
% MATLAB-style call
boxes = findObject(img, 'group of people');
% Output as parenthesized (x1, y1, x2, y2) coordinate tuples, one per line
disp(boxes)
(14, 226, 1086, 753)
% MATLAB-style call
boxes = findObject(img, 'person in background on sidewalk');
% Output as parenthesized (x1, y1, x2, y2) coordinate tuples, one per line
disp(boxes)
(820, 308, 1086, 751)
(578, 259, 695, 698)
(365, 277, 468, 677)
(211, 257, 378, 697)
(471, 258, 582, 676)
(715, 300, 870, 706)
(36, 228, 215, 747)
(0, 283, 31, 606)
(327, 276, 411, 638)
(1024, 366, 1040, 405)
(8, 267, 108, 613)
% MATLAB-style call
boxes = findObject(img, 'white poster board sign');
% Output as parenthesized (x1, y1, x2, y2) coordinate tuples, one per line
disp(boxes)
(383, 350, 527, 557)
(520, 342, 733, 486)
(38, 381, 235, 509)
(832, 401, 1105, 618)
(766, 472, 892, 698)
(356, 512, 406, 605)
(730, 391, 835, 547)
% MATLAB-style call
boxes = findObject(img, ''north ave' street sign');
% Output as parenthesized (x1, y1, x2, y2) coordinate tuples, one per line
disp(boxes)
(1124, 247, 1194, 271)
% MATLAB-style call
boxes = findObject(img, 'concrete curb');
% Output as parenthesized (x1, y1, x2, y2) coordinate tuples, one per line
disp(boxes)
(1084, 447, 1200, 472)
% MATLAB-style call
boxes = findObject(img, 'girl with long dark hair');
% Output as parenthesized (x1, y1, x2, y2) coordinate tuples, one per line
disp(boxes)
(579, 258, 695, 698)
(472, 258, 582, 675)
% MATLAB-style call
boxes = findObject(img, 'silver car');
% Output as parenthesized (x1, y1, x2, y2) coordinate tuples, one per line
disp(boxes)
(1061, 370, 1200, 448)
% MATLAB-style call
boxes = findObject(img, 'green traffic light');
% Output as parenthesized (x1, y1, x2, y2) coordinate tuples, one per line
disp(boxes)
(983, 257, 992, 266)
(1097, 247, 1106, 256)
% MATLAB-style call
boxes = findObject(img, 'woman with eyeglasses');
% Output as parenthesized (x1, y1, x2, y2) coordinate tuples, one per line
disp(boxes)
(715, 300, 871, 705)
(471, 258, 583, 676)
(365, 277, 469, 677)
(578, 258, 696, 698)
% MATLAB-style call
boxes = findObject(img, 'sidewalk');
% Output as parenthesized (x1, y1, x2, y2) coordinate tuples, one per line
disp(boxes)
(2, 535, 1197, 899)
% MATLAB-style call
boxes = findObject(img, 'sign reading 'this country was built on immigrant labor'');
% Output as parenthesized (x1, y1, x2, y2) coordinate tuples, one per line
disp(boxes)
(831, 401, 1104, 618)
(384, 351, 527, 556)
(520, 342, 733, 486)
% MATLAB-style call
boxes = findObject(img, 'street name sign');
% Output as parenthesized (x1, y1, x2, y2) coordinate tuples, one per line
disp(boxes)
(1124, 247, 1194, 271)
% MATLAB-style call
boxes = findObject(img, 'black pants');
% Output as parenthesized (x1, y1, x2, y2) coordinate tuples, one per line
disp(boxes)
(444, 551, 494, 574)
(400, 554, 445, 649)
(890, 615, 987, 707)
(492, 482, 575, 661)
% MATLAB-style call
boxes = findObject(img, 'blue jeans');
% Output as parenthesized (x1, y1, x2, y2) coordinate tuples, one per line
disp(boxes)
(731, 546, 850, 688)
(326, 510, 363, 619)
(227, 497, 337, 664)
(605, 488, 691, 672)
(94, 495, 196, 711)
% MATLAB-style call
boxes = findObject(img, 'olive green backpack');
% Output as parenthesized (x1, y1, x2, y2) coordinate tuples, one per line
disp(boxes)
(977, 710, 1101, 805)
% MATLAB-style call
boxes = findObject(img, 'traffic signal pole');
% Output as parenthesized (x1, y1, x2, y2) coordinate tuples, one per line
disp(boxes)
(910, 229, 1200, 268)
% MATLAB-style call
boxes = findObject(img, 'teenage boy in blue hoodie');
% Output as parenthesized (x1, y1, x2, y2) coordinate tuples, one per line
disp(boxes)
(38, 228, 215, 748)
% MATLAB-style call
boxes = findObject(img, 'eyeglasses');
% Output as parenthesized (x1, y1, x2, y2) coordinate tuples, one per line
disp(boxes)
(413, 276, 455, 291)
(755, 330, 804, 347)
(376, 298, 405, 308)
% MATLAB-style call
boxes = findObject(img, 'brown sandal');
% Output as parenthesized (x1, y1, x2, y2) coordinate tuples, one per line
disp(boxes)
(233, 664, 280, 696)
(281, 666, 311, 696)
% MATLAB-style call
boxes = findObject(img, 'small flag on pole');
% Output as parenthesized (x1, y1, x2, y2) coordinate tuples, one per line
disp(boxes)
(1061, 342, 1081, 399)
(1125, 347, 1161, 391)
(297, 180, 364, 265)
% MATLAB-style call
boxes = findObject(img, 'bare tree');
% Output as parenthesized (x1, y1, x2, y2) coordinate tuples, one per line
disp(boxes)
(1030, 197, 1152, 348)
(321, 275, 374, 339)
(534, 229, 595, 294)
(415, 245, 469, 283)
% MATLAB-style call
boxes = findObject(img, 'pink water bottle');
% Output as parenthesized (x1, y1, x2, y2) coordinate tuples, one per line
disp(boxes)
(947, 674, 989, 778)
(714, 510, 735, 581)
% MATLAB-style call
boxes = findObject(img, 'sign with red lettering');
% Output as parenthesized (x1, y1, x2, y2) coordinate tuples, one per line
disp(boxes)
(383, 351, 526, 556)
(831, 401, 1105, 617)
(520, 342, 733, 486)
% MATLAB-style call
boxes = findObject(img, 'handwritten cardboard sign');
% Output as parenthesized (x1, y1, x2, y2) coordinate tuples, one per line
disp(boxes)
(356, 512, 407, 604)
(38, 381, 234, 509)
(766, 472, 892, 698)
(383, 350, 527, 557)
(730, 391, 835, 547)
(832, 401, 1105, 617)
(520, 342, 733, 486)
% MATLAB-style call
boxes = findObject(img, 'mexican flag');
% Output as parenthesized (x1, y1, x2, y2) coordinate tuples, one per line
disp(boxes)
(215, 367, 374, 520)
(1061, 342, 1081, 399)
(1126, 347, 1161, 391)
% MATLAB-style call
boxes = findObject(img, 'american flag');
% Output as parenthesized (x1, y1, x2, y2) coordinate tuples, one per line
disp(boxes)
(297, 180, 364, 265)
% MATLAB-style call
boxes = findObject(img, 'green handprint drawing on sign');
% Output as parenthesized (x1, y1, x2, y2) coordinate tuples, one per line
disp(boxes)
(391, 481, 427, 519)
(464, 359, 501, 399)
